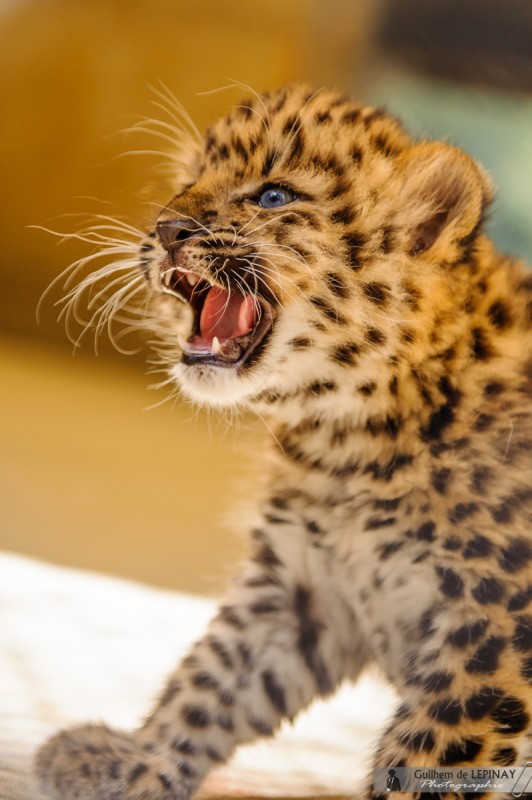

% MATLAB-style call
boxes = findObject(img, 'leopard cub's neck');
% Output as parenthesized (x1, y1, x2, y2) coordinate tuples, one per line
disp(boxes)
(252, 242, 530, 492)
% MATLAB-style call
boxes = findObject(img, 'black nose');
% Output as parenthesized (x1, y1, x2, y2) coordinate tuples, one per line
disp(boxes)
(156, 219, 200, 250)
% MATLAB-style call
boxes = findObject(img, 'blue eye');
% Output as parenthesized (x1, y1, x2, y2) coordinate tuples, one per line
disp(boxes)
(257, 186, 295, 208)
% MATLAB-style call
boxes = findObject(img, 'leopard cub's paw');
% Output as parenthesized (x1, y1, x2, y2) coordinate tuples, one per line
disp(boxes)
(35, 723, 182, 800)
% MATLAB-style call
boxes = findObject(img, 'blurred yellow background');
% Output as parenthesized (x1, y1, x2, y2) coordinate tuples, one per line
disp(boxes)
(2, 0, 531, 594)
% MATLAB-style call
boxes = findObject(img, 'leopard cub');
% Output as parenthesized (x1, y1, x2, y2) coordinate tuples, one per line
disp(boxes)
(37, 84, 532, 800)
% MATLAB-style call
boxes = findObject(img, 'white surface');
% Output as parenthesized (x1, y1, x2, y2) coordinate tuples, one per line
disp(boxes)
(0, 552, 397, 799)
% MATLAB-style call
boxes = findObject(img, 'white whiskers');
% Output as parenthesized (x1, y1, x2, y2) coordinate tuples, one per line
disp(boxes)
(34, 215, 153, 354)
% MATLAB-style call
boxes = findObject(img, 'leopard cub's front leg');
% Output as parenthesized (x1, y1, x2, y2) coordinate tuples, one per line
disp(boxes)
(36, 519, 366, 800)
(368, 607, 532, 800)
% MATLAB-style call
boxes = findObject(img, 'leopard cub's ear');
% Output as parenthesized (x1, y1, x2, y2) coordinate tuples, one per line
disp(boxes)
(396, 142, 493, 257)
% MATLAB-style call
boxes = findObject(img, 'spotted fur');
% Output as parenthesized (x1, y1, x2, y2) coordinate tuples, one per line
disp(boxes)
(36, 84, 532, 800)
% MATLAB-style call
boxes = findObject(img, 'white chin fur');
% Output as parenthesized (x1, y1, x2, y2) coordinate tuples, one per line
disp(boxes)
(170, 361, 266, 408)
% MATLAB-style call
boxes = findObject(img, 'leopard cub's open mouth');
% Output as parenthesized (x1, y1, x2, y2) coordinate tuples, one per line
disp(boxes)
(160, 263, 276, 369)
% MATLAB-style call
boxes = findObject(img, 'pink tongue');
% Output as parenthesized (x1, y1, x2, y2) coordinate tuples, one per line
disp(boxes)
(200, 286, 257, 342)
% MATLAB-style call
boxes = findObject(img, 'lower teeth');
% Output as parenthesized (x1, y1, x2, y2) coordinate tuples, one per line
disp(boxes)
(177, 333, 244, 362)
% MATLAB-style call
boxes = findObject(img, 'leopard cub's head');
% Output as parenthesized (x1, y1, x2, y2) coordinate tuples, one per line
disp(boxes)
(142, 84, 492, 408)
